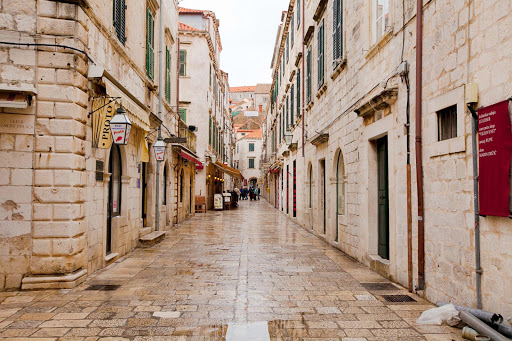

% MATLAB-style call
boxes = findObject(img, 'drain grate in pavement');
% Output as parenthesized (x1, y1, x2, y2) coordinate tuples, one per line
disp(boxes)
(362, 282, 399, 291)
(381, 294, 416, 303)
(85, 284, 121, 291)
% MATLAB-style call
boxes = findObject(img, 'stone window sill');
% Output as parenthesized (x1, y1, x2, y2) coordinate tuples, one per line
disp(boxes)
(430, 136, 465, 157)
(306, 101, 314, 111)
(366, 29, 393, 60)
(316, 83, 327, 99)
(331, 59, 347, 80)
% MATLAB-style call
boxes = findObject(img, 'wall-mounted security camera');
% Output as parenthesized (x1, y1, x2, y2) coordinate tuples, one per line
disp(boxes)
(188, 125, 198, 132)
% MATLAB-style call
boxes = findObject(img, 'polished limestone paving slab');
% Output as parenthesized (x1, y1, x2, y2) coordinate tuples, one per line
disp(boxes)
(0, 200, 462, 340)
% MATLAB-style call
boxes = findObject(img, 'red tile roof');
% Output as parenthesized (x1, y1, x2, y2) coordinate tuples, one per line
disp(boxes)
(179, 7, 207, 14)
(243, 129, 262, 139)
(178, 22, 201, 32)
(230, 86, 256, 92)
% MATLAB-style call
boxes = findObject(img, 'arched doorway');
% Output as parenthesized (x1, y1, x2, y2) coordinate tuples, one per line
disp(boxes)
(249, 177, 257, 187)
(335, 150, 345, 243)
(107, 144, 122, 255)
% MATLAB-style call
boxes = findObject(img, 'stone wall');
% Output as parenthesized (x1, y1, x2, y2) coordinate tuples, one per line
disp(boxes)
(265, 0, 512, 316)
(422, 0, 512, 316)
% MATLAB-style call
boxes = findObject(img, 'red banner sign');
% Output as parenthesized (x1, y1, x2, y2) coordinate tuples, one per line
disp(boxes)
(478, 100, 512, 217)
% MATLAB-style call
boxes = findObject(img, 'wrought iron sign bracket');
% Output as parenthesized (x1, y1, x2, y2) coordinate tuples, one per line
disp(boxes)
(88, 96, 121, 118)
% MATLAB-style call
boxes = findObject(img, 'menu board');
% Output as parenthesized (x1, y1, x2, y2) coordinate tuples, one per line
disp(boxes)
(478, 100, 512, 217)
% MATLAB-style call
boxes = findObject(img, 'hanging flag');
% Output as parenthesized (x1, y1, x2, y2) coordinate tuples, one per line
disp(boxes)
(478, 100, 512, 217)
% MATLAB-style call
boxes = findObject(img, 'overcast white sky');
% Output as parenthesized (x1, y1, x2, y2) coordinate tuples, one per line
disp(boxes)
(179, 0, 289, 87)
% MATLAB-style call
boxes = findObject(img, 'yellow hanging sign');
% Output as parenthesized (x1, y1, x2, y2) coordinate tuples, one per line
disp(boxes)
(92, 97, 118, 149)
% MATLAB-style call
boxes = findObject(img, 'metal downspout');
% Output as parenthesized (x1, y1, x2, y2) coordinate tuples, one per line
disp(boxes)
(155, 3, 164, 231)
(415, 0, 425, 290)
(468, 104, 482, 309)
(301, 0, 305, 158)
(176, 37, 180, 225)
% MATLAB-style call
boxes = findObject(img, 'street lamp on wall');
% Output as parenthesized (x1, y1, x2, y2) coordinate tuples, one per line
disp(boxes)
(110, 106, 132, 145)
(284, 130, 293, 145)
(210, 154, 217, 164)
(153, 139, 166, 161)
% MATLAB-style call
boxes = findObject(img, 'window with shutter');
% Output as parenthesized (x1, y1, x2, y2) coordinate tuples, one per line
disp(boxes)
(291, 15, 295, 47)
(179, 50, 187, 76)
(249, 143, 255, 152)
(145, 8, 154, 80)
(296, 68, 301, 116)
(209, 116, 212, 146)
(297, 0, 300, 28)
(286, 96, 289, 130)
(317, 20, 325, 89)
(291, 84, 295, 126)
(165, 47, 171, 102)
(306, 47, 312, 103)
(286, 35, 289, 63)
(333, 0, 343, 67)
(113, 0, 126, 44)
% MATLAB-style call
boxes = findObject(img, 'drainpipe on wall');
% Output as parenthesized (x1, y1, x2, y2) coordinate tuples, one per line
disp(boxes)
(301, 0, 305, 158)
(468, 103, 482, 309)
(155, 2, 164, 231)
(415, 0, 425, 290)
(176, 37, 180, 225)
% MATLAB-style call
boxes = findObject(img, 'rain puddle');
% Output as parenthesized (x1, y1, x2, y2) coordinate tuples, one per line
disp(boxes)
(199, 320, 306, 340)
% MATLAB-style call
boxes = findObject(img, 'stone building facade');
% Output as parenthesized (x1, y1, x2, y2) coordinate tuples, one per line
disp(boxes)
(262, 0, 512, 316)
(179, 9, 240, 210)
(0, 0, 187, 290)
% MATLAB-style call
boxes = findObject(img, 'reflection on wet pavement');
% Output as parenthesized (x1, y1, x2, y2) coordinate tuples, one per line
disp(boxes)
(0, 200, 462, 340)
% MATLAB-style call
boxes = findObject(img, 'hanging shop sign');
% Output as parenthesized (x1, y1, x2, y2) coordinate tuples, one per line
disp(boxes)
(92, 97, 118, 149)
(478, 100, 512, 217)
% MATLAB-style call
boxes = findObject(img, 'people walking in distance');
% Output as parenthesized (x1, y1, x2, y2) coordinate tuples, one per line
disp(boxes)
(256, 185, 260, 200)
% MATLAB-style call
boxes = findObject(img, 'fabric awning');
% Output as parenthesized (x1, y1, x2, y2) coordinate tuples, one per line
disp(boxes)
(269, 161, 282, 173)
(180, 150, 203, 167)
(0, 92, 29, 109)
(214, 161, 243, 179)
(103, 78, 150, 132)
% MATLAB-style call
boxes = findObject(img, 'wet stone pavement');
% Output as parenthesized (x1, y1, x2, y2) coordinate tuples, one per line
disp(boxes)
(0, 200, 462, 340)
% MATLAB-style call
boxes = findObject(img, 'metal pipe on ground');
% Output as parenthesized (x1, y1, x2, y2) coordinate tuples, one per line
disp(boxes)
(460, 311, 511, 341)
(463, 326, 490, 341)
(437, 302, 504, 325)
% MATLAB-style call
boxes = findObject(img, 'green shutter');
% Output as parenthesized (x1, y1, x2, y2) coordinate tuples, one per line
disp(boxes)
(145, 8, 154, 80)
(333, 0, 343, 64)
(291, 15, 294, 46)
(113, 0, 126, 44)
(306, 47, 311, 102)
(297, 0, 300, 28)
(179, 108, 186, 123)
(297, 68, 301, 116)
(291, 84, 295, 125)
(209, 116, 212, 146)
(179, 50, 186, 76)
(317, 20, 324, 88)
(165, 47, 171, 102)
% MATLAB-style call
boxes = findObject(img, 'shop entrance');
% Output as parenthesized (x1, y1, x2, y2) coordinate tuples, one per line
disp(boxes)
(141, 162, 148, 227)
(107, 145, 122, 255)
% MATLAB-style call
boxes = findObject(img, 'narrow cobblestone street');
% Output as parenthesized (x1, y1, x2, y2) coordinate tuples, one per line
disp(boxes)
(0, 201, 461, 340)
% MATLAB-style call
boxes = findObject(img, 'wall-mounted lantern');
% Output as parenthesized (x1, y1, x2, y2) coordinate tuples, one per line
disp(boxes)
(154, 139, 166, 162)
(284, 130, 293, 145)
(110, 106, 132, 145)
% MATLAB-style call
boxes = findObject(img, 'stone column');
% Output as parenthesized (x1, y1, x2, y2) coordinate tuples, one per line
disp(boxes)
(22, 1, 89, 289)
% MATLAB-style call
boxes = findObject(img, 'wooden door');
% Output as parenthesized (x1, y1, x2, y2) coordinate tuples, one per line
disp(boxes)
(377, 136, 389, 259)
